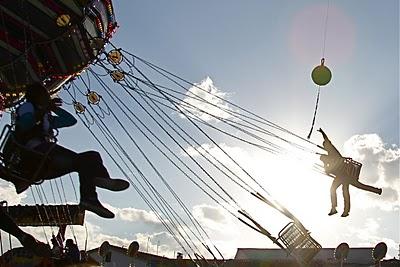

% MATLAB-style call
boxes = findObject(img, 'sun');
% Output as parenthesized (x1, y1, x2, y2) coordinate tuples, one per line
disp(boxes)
(253, 152, 332, 221)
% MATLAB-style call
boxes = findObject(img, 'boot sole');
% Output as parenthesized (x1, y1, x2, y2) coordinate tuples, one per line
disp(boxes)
(94, 177, 129, 191)
(80, 201, 115, 219)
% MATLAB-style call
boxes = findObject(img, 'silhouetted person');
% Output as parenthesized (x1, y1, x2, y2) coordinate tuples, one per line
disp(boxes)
(51, 225, 66, 258)
(318, 128, 382, 217)
(0, 206, 51, 256)
(65, 238, 80, 263)
(3, 82, 129, 218)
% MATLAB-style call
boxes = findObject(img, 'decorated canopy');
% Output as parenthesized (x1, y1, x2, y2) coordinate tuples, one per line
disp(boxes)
(0, 0, 116, 108)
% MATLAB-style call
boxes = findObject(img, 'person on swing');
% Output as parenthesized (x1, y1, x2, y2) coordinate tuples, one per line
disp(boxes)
(6, 82, 129, 219)
(318, 128, 382, 217)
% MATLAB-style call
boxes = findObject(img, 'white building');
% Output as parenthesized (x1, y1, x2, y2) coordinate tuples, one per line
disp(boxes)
(88, 244, 171, 267)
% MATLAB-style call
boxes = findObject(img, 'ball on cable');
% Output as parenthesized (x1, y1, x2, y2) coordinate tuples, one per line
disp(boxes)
(311, 58, 332, 86)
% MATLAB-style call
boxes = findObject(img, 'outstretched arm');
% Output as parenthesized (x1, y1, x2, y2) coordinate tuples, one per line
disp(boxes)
(318, 128, 342, 157)
(50, 107, 77, 129)
(317, 128, 329, 141)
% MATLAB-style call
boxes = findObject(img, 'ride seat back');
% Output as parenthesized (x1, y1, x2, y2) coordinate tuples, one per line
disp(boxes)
(278, 222, 322, 265)
(0, 125, 50, 182)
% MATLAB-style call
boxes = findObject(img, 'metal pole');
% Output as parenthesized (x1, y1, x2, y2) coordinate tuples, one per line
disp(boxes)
(0, 230, 3, 255)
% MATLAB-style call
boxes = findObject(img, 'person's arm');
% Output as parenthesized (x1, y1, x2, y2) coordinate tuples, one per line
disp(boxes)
(50, 107, 77, 129)
(318, 128, 342, 157)
(317, 128, 329, 141)
(56, 225, 66, 245)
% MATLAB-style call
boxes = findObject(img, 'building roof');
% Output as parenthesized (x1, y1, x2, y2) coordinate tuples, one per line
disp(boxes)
(235, 247, 376, 265)
(87, 244, 170, 262)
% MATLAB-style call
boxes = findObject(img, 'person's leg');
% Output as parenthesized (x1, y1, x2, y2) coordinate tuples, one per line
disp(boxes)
(34, 144, 97, 200)
(342, 183, 350, 217)
(351, 180, 382, 195)
(76, 151, 107, 197)
(0, 207, 26, 239)
(77, 151, 129, 192)
(0, 208, 51, 256)
(329, 179, 341, 215)
(34, 145, 113, 218)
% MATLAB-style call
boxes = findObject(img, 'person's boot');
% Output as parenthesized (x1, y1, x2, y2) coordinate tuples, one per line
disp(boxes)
(13, 180, 30, 194)
(80, 198, 115, 219)
(18, 233, 51, 257)
(328, 208, 338, 216)
(93, 177, 129, 192)
(377, 188, 382, 195)
(341, 212, 349, 217)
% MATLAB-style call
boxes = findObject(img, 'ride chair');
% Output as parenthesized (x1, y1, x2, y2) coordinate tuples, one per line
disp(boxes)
(0, 124, 56, 193)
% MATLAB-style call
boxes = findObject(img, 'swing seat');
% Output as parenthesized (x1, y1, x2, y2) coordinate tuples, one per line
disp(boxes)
(340, 157, 362, 179)
(277, 222, 322, 265)
(0, 125, 53, 189)
(322, 156, 362, 180)
(330, 157, 362, 180)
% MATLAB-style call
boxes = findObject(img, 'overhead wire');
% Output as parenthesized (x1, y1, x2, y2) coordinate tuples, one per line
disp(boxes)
(123, 50, 321, 149)
(89, 71, 233, 243)
(127, 62, 302, 221)
(90, 58, 299, 248)
(66, 89, 196, 260)
(79, 77, 224, 258)
(65, 88, 206, 262)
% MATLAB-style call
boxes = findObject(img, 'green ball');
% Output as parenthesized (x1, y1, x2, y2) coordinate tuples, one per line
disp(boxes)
(311, 64, 332, 86)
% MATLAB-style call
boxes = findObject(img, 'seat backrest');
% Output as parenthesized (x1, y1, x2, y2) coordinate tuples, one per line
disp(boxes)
(0, 124, 43, 174)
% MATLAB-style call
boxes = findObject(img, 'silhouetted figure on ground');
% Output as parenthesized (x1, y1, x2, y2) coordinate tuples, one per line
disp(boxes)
(0, 206, 51, 256)
(318, 128, 382, 217)
(2, 83, 129, 219)
(65, 238, 80, 263)
(51, 225, 66, 258)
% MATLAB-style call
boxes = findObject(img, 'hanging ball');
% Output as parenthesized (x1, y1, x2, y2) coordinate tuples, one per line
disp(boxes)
(311, 58, 332, 86)
(56, 14, 71, 27)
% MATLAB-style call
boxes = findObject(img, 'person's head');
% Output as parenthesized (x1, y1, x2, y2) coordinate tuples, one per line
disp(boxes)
(25, 82, 51, 110)
(65, 239, 74, 247)
(51, 235, 58, 246)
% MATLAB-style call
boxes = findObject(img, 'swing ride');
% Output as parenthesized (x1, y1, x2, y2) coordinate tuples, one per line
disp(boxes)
(0, 1, 381, 267)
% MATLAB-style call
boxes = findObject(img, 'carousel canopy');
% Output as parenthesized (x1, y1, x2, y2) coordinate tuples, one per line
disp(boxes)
(0, 0, 116, 108)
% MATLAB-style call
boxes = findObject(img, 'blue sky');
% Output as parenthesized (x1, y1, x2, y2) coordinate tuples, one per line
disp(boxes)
(0, 0, 399, 261)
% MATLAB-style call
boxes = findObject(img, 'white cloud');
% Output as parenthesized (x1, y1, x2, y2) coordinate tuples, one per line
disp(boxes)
(178, 77, 234, 122)
(0, 181, 27, 205)
(346, 218, 399, 259)
(192, 204, 230, 231)
(343, 134, 399, 209)
(135, 232, 179, 257)
(114, 207, 161, 225)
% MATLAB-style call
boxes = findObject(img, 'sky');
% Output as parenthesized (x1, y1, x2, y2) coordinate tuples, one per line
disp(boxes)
(0, 0, 399, 261)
